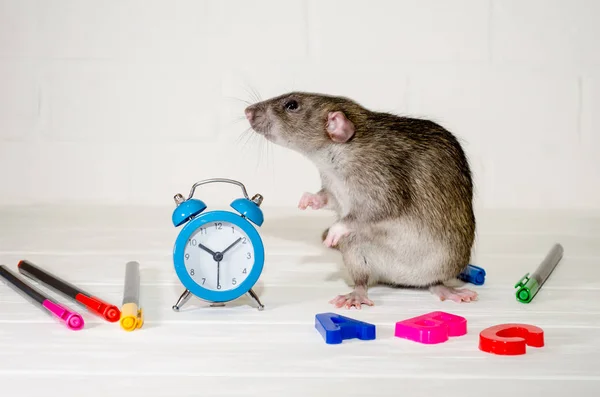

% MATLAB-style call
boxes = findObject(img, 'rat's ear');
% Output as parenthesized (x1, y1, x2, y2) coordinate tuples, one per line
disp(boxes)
(326, 111, 355, 143)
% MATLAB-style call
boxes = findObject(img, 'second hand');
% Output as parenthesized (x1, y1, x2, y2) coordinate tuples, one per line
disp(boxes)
(217, 261, 221, 290)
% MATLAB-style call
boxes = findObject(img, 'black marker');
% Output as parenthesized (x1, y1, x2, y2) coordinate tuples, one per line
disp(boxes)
(17, 259, 121, 322)
(0, 265, 84, 330)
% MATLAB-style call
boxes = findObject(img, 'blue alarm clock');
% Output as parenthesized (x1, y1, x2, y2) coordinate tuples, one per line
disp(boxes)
(170, 178, 266, 311)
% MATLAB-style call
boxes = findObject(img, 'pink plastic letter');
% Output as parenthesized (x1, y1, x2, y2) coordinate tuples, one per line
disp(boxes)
(394, 311, 467, 344)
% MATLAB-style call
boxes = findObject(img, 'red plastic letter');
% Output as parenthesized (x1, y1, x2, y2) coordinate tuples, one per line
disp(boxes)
(479, 323, 544, 355)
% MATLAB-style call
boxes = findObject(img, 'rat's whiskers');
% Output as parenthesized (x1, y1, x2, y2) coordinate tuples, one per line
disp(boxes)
(224, 96, 253, 106)
(250, 86, 263, 103)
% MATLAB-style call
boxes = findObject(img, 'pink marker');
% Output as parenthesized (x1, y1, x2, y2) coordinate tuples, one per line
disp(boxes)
(394, 311, 467, 344)
(0, 265, 84, 330)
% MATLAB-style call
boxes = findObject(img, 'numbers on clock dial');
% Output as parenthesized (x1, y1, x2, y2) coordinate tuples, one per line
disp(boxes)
(231, 227, 248, 244)
(183, 220, 255, 292)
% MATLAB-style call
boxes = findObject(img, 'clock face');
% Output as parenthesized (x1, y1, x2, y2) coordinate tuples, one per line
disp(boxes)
(182, 220, 255, 292)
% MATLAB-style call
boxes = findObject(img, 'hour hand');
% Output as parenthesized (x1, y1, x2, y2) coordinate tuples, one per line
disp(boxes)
(198, 243, 216, 256)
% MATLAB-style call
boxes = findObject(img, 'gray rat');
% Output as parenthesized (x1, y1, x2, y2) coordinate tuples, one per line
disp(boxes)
(244, 92, 477, 309)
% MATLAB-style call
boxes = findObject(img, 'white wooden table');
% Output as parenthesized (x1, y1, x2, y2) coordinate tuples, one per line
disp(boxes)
(0, 206, 599, 396)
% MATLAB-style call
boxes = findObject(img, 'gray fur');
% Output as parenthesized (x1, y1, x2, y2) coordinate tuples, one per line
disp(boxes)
(245, 92, 476, 298)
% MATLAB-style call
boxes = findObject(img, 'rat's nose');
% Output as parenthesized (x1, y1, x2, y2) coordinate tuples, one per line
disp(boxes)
(245, 108, 254, 123)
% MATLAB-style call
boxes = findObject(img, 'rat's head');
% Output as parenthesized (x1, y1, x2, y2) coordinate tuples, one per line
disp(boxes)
(244, 92, 360, 153)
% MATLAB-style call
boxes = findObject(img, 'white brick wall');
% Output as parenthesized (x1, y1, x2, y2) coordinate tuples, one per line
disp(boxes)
(308, 0, 489, 63)
(0, 0, 598, 209)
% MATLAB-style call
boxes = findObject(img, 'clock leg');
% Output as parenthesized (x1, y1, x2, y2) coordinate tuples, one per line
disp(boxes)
(172, 289, 192, 312)
(248, 288, 264, 311)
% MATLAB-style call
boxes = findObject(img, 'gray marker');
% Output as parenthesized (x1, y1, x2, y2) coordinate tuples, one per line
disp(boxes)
(120, 261, 143, 331)
(515, 243, 564, 303)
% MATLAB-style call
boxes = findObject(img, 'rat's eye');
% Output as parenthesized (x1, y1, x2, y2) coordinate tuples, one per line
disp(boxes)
(284, 99, 299, 111)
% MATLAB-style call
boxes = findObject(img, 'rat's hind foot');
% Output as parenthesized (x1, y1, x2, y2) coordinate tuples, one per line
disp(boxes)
(429, 285, 478, 303)
(329, 289, 374, 310)
(298, 191, 327, 210)
(323, 222, 350, 248)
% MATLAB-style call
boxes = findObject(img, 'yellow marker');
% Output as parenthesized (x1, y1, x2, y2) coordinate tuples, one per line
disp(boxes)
(120, 261, 143, 331)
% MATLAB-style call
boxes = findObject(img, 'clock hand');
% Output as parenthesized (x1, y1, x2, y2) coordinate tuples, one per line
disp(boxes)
(216, 260, 221, 290)
(198, 243, 217, 257)
(221, 237, 242, 256)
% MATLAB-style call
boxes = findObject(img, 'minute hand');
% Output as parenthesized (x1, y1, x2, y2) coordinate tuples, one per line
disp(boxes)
(221, 238, 242, 256)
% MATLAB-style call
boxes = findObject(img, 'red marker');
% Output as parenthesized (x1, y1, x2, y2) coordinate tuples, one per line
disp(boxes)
(17, 260, 120, 322)
(0, 265, 84, 330)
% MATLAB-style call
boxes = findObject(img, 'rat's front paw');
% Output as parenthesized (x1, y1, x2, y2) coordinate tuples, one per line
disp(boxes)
(323, 222, 350, 248)
(298, 191, 327, 210)
(329, 291, 374, 310)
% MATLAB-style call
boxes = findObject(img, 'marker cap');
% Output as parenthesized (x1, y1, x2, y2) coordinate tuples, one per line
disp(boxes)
(75, 293, 121, 322)
(458, 264, 486, 286)
(120, 302, 144, 332)
(514, 273, 540, 303)
(42, 300, 85, 330)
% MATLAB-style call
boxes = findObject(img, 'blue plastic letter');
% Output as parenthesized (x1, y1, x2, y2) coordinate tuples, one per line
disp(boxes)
(315, 312, 376, 344)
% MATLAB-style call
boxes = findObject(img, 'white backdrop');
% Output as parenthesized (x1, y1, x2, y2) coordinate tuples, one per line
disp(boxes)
(1, 0, 598, 210)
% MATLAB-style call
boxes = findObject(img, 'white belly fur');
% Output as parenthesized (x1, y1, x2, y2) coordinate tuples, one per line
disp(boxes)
(349, 217, 452, 287)
(314, 153, 454, 286)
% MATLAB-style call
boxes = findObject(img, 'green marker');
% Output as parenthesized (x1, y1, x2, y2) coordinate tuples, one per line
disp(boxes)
(514, 243, 564, 303)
